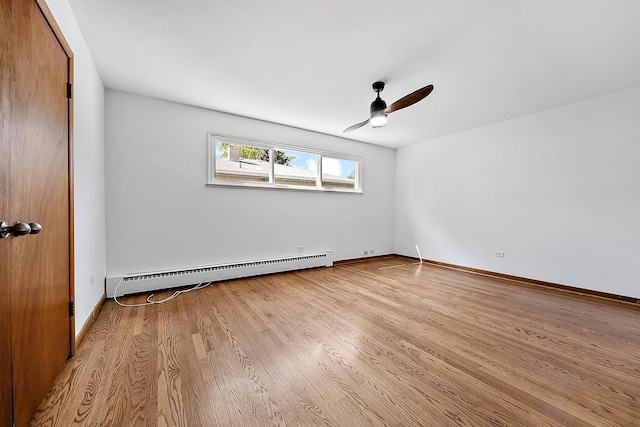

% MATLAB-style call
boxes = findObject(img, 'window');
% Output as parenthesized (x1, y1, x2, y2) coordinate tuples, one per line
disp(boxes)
(208, 133, 362, 193)
(214, 142, 270, 183)
(322, 156, 357, 190)
(274, 150, 317, 187)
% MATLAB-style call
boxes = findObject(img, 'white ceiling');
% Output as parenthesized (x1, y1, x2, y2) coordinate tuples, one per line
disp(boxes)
(69, 0, 640, 149)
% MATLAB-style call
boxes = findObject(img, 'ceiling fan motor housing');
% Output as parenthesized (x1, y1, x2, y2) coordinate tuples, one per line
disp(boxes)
(370, 97, 387, 114)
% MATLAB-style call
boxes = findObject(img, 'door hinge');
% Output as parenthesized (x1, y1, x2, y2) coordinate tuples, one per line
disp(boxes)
(69, 300, 75, 317)
(67, 82, 73, 99)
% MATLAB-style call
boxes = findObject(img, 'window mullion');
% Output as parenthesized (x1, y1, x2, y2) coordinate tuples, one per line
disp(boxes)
(269, 147, 275, 183)
(317, 155, 322, 188)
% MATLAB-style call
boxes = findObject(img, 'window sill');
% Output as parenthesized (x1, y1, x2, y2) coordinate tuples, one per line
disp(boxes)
(206, 181, 363, 194)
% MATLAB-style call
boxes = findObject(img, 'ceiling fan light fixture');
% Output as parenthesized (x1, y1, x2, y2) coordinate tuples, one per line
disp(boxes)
(370, 112, 388, 127)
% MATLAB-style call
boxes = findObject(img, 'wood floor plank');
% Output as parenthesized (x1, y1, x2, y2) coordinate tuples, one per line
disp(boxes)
(32, 257, 640, 426)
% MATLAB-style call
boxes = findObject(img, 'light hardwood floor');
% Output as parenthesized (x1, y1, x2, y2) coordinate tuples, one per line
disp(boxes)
(33, 257, 640, 426)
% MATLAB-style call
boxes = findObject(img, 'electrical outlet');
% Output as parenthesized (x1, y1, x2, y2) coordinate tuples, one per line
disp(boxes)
(364, 250, 369, 256)
(90, 274, 95, 284)
(370, 249, 375, 255)
(297, 246, 304, 252)
(494, 251, 505, 258)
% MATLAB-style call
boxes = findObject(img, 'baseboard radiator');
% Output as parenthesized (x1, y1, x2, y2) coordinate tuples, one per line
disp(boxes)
(106, 252, 333, 298)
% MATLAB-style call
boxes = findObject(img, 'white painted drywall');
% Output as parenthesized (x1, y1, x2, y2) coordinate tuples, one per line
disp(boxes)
(46, 0, 106, 334)
(105, 90, 395, 277)
(395, 86, 640, 298)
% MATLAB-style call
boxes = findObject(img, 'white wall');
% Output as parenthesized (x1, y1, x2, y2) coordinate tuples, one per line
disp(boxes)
(46, 0, 106, 333)
(105, 90, 395, 276)
(396, 86, 640, 299)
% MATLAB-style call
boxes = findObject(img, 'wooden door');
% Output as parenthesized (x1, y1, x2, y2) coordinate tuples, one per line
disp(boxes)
(1, 0, 74, 425)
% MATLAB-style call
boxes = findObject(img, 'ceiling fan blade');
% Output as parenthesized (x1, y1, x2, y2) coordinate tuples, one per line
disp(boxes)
(343, 118, 369, 133)
(384, 84, 434, 115)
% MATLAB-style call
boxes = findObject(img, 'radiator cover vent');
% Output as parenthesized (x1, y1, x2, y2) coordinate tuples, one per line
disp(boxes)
(106, 252, 332, 298)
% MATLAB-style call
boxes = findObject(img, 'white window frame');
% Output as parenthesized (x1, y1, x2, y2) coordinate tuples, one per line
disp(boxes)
(207, 133, 363, 193)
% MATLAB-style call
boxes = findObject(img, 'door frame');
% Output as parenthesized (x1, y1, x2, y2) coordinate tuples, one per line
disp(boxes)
(33, 0, 76, 357)
(35, 0, 76, 354)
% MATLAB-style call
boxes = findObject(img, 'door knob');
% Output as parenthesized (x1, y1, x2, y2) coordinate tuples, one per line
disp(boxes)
(0, 221, 34, 238)
(28, 223, 42, 234)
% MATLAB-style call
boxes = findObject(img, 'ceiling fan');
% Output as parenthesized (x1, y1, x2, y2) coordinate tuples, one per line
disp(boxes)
(343, 81, 434, 133)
